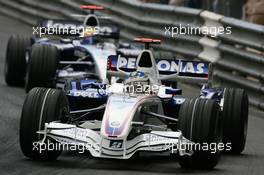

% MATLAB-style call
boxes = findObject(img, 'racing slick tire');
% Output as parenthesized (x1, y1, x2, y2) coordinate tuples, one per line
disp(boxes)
(4, 35, 31, 86)
(20, 87, 69, 160)
(178, 98, 222, 169)
(222, 88, 248, 154)
(25, 44, 59, 92)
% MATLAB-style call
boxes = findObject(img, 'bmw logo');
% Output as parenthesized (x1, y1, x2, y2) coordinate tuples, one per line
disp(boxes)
(111, 121, 120, 127)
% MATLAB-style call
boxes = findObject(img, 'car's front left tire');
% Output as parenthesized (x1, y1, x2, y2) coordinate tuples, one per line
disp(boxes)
(20, 87, 69, 160)
(178, 98, 222, 169)
(222, 88, 248, 154)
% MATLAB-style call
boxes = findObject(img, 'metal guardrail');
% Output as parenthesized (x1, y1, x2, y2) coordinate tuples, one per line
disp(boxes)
(0, 0, 263, 110)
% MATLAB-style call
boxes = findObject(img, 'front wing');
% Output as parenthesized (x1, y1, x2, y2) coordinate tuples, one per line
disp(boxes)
(37, 122, 193, 159)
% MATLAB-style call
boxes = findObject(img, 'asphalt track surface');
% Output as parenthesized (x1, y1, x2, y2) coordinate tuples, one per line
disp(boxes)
(0, 14, 264, 175)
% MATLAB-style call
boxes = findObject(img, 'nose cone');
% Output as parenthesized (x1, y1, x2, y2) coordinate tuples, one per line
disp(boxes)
(100, 95, 138, 138)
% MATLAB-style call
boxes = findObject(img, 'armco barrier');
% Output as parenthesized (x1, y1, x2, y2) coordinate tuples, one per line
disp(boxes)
(0, 0, 263, 110)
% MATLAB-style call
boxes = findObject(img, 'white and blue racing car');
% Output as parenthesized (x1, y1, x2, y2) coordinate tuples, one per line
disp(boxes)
(19, 38, 248, 170)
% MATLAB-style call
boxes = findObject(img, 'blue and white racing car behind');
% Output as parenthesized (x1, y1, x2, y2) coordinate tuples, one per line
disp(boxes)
(19, 38, 248, 169)
(4, 5, 135, 92)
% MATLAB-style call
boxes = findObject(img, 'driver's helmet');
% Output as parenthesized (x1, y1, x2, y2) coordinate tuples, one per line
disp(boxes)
(83, 26, 98, 37)
(129, 71, 146, 79)
(81, 27, 99, 45)
(125, 71, 150, 94)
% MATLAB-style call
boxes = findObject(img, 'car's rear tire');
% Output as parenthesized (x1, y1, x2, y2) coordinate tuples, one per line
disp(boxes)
(4, 35, 31, 86)
(178, 98, 222, 169)
(20, 87, 69, 160)
(222, 88, 248, 154)
(25, 44, 59, 92)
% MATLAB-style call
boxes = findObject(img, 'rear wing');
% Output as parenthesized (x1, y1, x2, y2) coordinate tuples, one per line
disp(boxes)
(107, 55, 211, 84)
(36, 19, 119, 39)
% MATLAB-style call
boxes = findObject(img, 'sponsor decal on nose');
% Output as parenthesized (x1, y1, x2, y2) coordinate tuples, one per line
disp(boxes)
(110, 121, 121, 127)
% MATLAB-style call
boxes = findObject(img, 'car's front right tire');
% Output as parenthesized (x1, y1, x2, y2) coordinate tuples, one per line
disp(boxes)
(25, 44, 59, 92)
